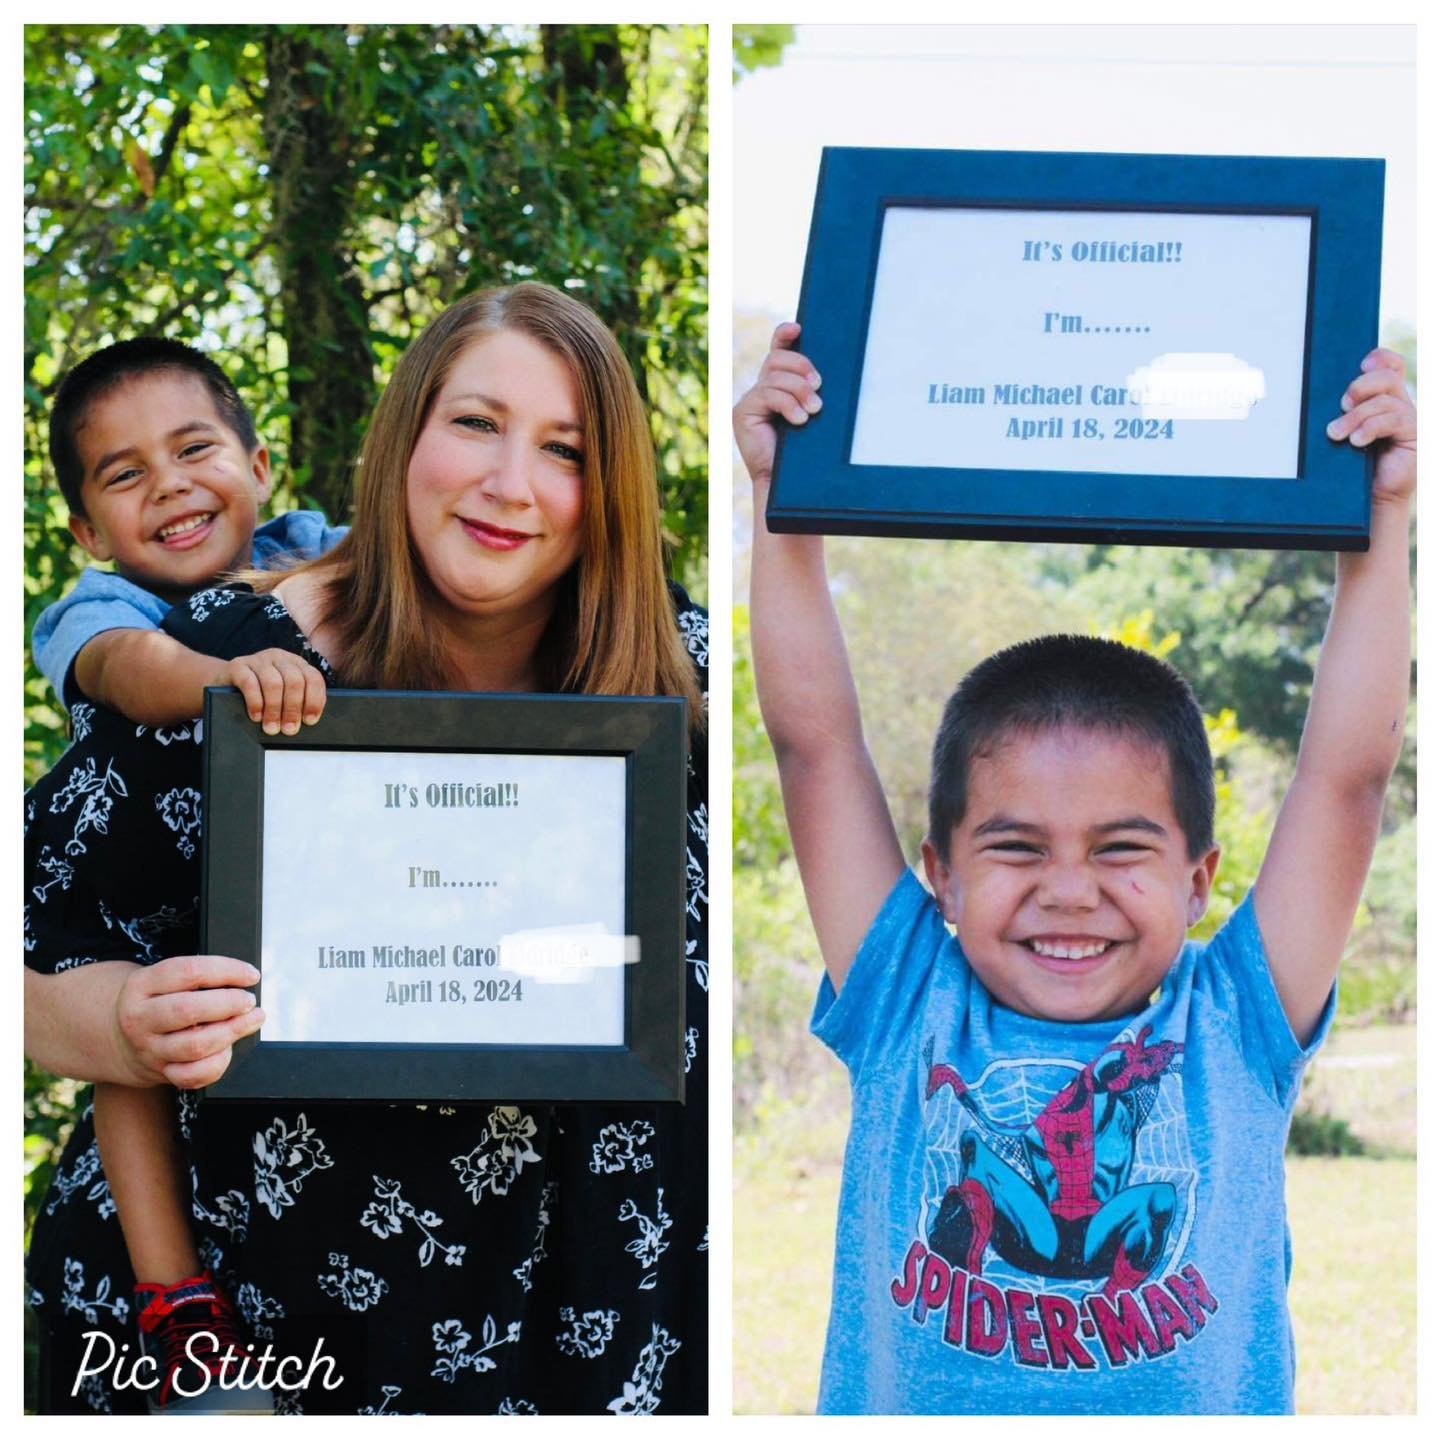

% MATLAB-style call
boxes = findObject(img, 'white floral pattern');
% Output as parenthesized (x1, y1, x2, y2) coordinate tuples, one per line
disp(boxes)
(97, 897, 196, 962)
(677, 608, 708, 667)
(618, 1189, 672, 1290)
(686, 936, 708, 993)
(431, 1315, 521, 1383)
(556, 1306, 621, 1358)
(589, 1121, 655, 1176)
(187, 587, 240, 623)
(685, 847, 706, 924)
(512, 1181, 556, 1292)
(137, 720, 200, 747)
(253, 1113, 335, 1218)
(357, 1383, 425, 1416)
(176, 1090, 201, 1142)
(60, 1258, 130, 1325)
(191, 1169, 250, 1241)
(71, 702, 96, 744)
(155, 786, 202, 858)
(606, 1325, 681, 1415)
(48, 754, 127, 856)
(233, 1280, 285, 1341)
(317, 1252, 389, 1312)
(46, 1140, 114, 1220)
(78, 1372, 113, 1413)
(451, 1106, 541, 1201)
(360, 1176, 465, 1267)
(31, 845, 75, 904)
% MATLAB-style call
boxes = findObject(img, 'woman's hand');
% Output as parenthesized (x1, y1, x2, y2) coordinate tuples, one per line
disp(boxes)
(1327, 348, 1417, 508)
(732, 322, 823, 488)
(113, 955, 265, 1089)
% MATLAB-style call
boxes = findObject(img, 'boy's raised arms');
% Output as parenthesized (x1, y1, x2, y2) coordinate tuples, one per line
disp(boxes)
(735, 324, 906, 993)
(1253, 349, 1415, 1044)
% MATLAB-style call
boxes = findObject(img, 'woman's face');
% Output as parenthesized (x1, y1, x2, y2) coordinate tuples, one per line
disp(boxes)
(407, 329, 586, 626)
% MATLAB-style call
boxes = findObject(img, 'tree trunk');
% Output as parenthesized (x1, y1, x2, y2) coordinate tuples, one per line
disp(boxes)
(539, 25, 651, 409)
(262, 29, 375, 522)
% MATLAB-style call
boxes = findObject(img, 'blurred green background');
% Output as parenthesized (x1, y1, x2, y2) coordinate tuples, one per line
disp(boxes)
(23, 23, 708, 1390)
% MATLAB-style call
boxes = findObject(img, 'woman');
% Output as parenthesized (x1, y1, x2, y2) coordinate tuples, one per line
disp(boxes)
(25, 284, 708, 1415)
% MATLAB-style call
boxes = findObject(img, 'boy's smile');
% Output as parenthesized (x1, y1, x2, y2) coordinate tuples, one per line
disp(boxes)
(922, 725, 1219, 1024)
(69, 372, 271, 597)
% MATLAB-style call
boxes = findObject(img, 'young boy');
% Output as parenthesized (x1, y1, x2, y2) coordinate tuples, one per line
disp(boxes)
(31, 339, 345, 1410)
(734, 324, 1414, 1414)
(35, 337, 343, 734)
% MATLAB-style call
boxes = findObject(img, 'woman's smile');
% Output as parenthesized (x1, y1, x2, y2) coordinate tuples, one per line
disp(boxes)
(458, 515, 538, 551)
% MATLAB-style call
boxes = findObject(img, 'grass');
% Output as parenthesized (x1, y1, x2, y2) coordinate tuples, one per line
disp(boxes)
(733, 1023, 1416, 1415)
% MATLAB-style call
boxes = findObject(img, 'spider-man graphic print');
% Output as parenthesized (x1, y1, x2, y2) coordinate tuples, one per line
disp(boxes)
(925, 1026, 1182, 1299)
(891, 1024, 1217, 1372)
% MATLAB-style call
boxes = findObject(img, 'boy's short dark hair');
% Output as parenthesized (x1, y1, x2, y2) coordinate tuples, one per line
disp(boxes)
(49, 338, 259, 518)
(929, 634, 1216, 861)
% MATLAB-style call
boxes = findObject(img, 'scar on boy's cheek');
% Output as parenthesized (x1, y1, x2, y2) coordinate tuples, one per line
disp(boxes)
(1131, 881, 1143, 893)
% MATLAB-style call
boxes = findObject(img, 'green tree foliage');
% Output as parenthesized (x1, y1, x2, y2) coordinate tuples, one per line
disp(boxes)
(25, 22, 708, 781)
(732, 25, 795, 81)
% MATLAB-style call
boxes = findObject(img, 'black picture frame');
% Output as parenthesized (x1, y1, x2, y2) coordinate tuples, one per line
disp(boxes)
(202, 688, 688, 1104)
(766, 147, 1384, 551)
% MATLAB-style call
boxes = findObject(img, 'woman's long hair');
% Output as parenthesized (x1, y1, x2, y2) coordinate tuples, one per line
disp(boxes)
(269, 283, 702, 723)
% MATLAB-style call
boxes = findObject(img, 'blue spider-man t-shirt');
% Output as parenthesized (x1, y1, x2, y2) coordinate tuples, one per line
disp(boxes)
(811, 870, 1333, 1415)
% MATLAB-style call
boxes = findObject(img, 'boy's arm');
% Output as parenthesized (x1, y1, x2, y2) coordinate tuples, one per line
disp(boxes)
(31, 568, 170, 706)
(735, 323, 905, 992)
(74, 629, 326, 732)
(1253, 350, 1415, 1042)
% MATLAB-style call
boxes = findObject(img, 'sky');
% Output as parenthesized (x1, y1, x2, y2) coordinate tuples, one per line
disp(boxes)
(734, 24, 1417, 336)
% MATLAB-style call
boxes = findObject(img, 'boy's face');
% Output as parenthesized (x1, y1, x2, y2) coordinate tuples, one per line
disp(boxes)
(68, 371, 271, 597)
(922, 725, 1219, 1024)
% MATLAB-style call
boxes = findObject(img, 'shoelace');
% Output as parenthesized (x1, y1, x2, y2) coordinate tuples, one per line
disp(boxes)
(145, 1300, 248, 1406)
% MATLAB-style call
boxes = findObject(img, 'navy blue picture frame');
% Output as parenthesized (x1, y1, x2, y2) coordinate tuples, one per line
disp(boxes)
(766, 148, 1384, 550)
(202, 688, 688, 1105)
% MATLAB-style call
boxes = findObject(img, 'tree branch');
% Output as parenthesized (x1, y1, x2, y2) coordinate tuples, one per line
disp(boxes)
(152, 102, 193, 186)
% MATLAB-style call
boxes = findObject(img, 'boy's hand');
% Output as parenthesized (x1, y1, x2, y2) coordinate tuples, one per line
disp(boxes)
(223, 648, 327, 735)
(733, 322, 823, 486)
(1327, 348, 1417, 506)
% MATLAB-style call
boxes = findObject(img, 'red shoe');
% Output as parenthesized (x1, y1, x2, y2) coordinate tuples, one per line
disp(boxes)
(135, 1271, 272, 1414)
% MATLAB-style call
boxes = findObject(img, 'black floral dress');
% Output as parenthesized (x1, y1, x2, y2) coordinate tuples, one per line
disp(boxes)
(25, 584, 709, 1416)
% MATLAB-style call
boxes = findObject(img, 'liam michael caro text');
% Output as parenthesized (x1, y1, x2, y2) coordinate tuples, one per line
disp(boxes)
(72, 1330, 343, 1399)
